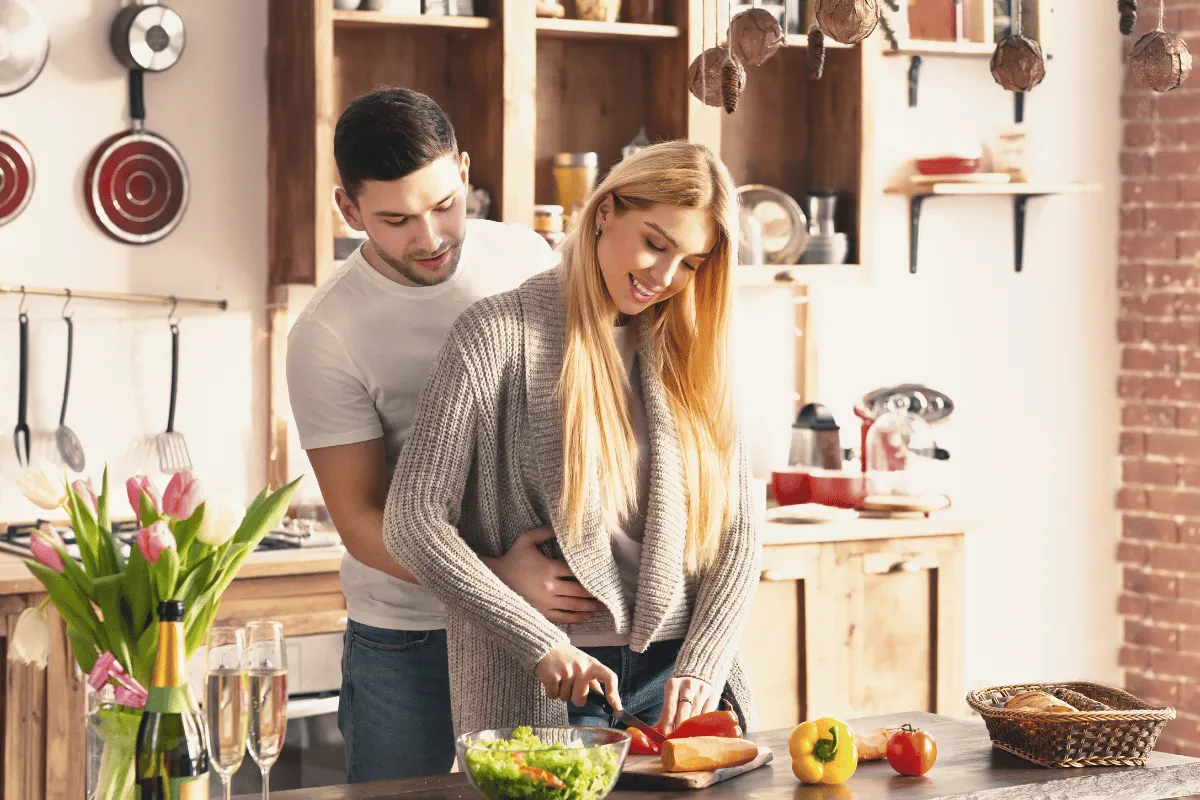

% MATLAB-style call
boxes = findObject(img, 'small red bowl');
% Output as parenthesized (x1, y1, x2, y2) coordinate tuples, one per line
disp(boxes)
(917, 156, 980, 175)
(771, 469, 811, 506)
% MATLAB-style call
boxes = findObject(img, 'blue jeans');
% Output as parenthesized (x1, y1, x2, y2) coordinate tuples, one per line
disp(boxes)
(337, 622, 455, 782)
(568, 639, 684, 728)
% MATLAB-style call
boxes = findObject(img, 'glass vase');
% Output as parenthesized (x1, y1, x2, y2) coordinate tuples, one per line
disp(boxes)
(86, 684, 143, 800)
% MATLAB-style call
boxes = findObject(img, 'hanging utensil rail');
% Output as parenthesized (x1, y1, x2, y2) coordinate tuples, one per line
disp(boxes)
(0, 284, 226, 312)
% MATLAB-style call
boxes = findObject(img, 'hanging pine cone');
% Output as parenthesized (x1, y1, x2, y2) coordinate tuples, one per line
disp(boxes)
(1119, 0, 1137, 35)
(730, 8, 784, 67)
(1130, 30, 1193, 91)
(990, 35, 1046, 91)
(815, 0, 879, 45)
(808, 25, 826, 79)
(689, 46, 744, 107)
(720, 53, 744, 113)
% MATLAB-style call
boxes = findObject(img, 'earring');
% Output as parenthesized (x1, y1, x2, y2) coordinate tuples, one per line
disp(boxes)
(596, 226, 603, 238)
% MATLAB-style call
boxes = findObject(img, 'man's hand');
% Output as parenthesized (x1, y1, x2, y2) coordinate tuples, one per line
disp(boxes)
(483, 528, 605, 624)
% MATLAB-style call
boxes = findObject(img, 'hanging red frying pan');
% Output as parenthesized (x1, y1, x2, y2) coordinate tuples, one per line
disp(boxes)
(0, 131, 34, 226)
(85, 70, 189, 244)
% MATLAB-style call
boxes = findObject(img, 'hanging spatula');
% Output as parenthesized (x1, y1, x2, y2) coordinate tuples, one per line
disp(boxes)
(156, 319, 191, 473)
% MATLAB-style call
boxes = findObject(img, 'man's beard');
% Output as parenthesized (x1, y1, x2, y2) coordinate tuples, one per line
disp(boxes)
(374, 240, 464, 287)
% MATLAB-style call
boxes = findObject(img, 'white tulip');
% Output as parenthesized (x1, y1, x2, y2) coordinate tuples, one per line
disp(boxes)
(18, 459, 67, 511)
(8, 606, 51, 668)
(196, 495, 243, 546)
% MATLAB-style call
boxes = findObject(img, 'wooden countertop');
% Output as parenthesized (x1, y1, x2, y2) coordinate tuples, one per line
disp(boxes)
(233, 711, 1200, 800)
(0, 511, 966, 596)
(0, 546, 345, 596)
(759, 511, 967, 547)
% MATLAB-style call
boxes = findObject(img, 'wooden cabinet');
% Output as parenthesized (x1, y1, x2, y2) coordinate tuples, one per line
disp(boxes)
(740, 523, 966, 731)
(0, 551, 345, 800)
(266, 0, 875, 286)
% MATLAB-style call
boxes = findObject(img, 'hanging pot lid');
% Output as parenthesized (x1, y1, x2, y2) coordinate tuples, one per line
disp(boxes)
(0, 131, 34, 226)
(0, 0, 50, 97)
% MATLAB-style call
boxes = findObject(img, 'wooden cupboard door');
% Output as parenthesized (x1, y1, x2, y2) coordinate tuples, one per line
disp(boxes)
(739, 545, 819, 731)
(803, 536, 965, 721)
(740, 577, 804, 730)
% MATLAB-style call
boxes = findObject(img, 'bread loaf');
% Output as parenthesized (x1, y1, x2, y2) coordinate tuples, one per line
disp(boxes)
(659, 736, 759, 772)
(1005, 690, 1078, 714)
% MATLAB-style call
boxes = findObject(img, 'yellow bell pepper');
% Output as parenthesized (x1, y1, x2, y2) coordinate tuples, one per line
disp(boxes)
(789, 717, 858, 785)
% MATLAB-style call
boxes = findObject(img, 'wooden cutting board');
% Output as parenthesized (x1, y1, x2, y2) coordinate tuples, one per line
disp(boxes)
(616, 745, 774, 790)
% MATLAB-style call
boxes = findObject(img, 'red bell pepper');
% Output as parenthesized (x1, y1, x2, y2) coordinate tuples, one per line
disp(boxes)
(668, 710, 742, 741)
(628, 727, 662, 755)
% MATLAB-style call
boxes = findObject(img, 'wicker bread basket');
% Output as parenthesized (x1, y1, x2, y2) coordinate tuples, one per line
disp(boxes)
(966, 681, 1176, 768)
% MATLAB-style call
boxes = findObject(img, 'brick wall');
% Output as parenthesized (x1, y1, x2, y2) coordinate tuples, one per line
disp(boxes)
(1119, 1, 1200, 758)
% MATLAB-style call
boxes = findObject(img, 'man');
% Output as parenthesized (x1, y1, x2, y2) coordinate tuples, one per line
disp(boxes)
(286, 89, 603, 782)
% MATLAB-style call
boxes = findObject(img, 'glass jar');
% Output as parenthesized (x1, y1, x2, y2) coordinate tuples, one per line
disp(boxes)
(552, 152, 599, 224)
(864, 394, 941, 497)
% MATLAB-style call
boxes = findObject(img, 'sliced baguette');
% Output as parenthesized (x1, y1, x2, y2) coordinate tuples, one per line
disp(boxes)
(659, 736, 759, 773)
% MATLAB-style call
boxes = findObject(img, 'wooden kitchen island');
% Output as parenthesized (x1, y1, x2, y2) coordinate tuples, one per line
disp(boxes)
(0, 512, 968, 798)
(234, 711, 1200, 800)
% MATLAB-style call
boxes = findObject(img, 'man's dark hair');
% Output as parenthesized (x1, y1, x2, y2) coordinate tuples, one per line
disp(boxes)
(334, 88, 458, 200)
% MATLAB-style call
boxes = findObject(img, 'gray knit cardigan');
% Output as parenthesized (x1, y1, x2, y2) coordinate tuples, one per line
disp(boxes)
(383, 267, 761, 736)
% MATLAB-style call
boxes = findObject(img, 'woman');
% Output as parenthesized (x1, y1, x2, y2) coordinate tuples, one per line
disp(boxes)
(383, 140, 760, 738)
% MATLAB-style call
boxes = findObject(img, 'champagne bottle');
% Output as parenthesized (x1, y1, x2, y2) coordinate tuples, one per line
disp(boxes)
(135, 600, 210, 800)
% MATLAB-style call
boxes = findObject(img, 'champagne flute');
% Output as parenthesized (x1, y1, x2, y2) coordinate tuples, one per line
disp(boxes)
(245, 621, 288, 800)
(204, 626, 249, 800)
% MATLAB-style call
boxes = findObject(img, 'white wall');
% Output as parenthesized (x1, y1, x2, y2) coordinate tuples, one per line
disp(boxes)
(796, 3, 1122, 693)
(0, 0, 268, 520)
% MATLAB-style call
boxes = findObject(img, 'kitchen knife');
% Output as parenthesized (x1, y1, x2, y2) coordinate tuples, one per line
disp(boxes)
(587, 689, 666, 744)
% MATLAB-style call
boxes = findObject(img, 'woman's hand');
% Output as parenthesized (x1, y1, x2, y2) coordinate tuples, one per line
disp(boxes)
(535, 644, 622, 710)
(658, 676, 717, 734)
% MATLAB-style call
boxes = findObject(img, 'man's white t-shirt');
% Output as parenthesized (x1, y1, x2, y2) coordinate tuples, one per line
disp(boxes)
(286, 219, 557, 631)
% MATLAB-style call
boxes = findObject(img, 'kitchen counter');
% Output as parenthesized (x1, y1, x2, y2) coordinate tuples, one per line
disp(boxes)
(760, 510, 967, 547)
(0, 544, 345, 595)
(0, 511, 966, 595)
(233, 711, 1200, 799)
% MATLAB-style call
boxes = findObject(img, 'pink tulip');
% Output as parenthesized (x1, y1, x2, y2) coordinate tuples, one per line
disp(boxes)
(136, 521, 175, 565)
(114, 686, 146, 708)
(162, 469, 203, 520)
(126, 475, 161, 522)
(72, 479, 98, 516)
(87, 651, 117, 691)
(30, 523, 66, 574)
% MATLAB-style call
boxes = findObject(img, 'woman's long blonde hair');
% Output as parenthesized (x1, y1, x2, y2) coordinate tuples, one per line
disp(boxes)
(557, 140, 740, 574)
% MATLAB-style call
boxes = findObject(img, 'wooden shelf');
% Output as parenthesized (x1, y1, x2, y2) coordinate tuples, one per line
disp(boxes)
(886, 182, 1102, 196)
(735, 264, 863, 286)
(881, 40, 995, 56)
(535, 18, 681, 40)
(783, 33, 851, 49)
(331, 9, 494, 30)
(887, 182, 1102, 273)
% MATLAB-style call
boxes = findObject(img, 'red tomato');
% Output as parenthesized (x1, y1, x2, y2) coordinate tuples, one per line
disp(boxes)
(886, 725, 937, 776)
(627, 727, 661, 756)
